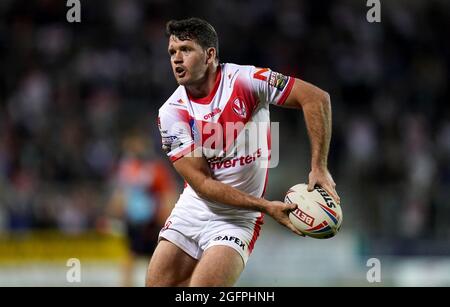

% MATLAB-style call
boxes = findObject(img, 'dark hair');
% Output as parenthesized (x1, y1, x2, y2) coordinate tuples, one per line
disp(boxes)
(166, 18, 219, 60)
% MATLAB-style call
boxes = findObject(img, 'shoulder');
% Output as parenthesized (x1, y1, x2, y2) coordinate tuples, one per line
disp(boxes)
(159, 86, 189, 122)
(221, 63, 262, 92)
(159, 86, 188, 114)
(222, 63, 257, 79)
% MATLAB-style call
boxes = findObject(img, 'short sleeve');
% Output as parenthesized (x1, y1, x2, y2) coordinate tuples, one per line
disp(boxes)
(158, 110, 197, 162)
(249, 66, 295, 106)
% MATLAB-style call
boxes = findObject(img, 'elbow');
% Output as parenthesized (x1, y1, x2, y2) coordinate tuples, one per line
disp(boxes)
(316, 90, 331, 112)
(321, 90, 331, 106)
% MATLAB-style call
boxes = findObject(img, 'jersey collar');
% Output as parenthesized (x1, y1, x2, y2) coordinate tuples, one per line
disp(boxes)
(187, 65, 222, 105)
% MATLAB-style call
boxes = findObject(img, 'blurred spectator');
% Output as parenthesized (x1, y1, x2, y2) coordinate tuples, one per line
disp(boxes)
(102, 131, 176, 287)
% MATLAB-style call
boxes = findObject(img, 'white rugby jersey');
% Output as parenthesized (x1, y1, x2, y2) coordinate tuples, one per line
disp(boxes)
(158, 63, 294, 218)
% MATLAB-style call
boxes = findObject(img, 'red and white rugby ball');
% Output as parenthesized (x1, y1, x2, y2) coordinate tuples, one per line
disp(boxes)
(284, 184, 342, 239)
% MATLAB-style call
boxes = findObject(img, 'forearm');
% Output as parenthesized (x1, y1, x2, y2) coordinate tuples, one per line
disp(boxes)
(195, 177, 270, 213)
(302, 91, 332, 169)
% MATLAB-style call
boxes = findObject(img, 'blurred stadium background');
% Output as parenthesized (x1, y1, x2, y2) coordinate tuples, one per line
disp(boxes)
(1, 0, 449, 286)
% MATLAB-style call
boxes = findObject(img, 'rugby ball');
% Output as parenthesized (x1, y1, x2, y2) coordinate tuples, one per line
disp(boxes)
(284, 184, 342, 239)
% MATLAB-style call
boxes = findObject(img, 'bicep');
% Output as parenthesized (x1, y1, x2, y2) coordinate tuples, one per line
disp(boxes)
(281, 78, 329, 109)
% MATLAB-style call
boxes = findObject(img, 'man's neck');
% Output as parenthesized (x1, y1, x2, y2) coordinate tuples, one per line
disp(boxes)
(186, 64, 219, 99)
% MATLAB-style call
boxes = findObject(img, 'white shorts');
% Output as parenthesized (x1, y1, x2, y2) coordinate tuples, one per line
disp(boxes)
(159, 203, 264, 266)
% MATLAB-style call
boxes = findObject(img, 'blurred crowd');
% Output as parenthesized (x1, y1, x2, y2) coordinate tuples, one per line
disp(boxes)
(0, 0, 449, 253)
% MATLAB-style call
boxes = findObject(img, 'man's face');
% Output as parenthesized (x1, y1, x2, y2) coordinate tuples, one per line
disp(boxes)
(168, 35, 209, 86)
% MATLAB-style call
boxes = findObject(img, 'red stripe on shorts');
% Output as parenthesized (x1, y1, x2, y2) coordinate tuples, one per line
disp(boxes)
(248, 213, 264, 254)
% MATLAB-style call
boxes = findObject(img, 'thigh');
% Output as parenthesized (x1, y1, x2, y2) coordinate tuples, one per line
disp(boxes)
(189, 245, 244, 287)
(146, 239, 198, 287)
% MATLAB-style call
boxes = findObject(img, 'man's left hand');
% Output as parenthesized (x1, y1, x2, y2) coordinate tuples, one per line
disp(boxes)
(307, 168, 340, 205)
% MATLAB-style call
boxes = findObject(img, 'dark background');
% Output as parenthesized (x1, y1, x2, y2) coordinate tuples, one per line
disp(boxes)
(0, 0, 449, 286)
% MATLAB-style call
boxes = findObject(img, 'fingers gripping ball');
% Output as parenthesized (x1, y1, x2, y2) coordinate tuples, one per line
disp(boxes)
(284, 184, 343, 239)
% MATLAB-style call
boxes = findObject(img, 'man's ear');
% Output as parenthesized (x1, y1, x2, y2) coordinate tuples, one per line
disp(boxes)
(205, 47, 216, 64)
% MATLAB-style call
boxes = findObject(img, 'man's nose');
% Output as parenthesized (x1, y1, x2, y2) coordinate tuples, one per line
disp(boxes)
(173, 51, 183, 63)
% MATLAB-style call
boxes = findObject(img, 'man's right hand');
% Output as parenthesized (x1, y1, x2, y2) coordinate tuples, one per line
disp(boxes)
(264, 201, 305, 236)
(173, 156, 305, 238)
